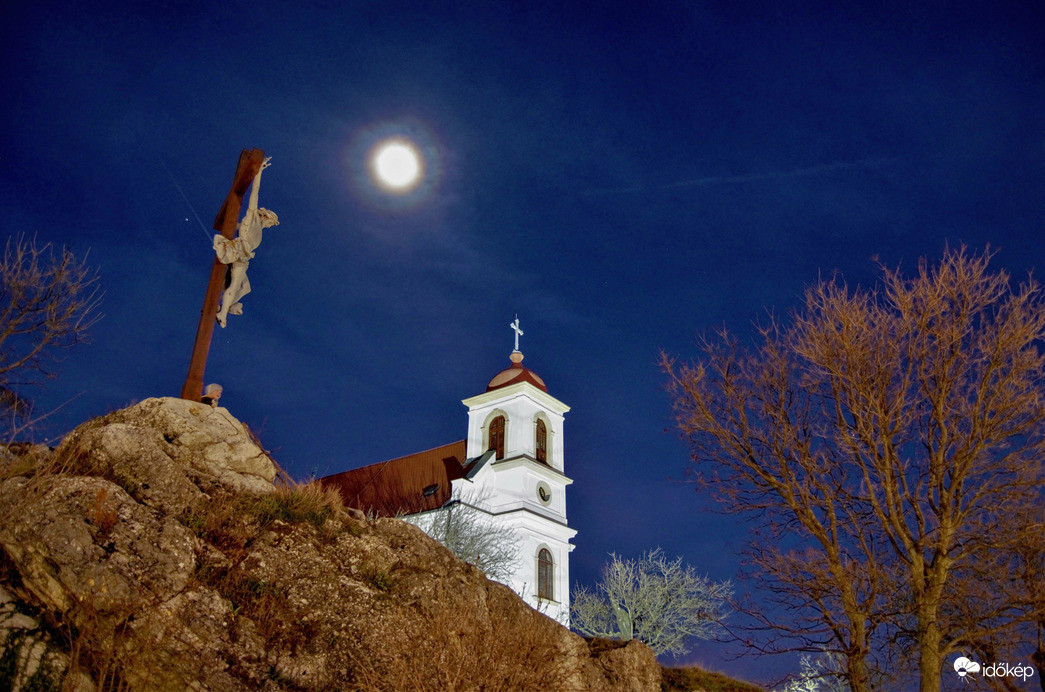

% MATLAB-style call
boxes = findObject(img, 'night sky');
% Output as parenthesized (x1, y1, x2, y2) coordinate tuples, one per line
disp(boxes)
(3, 0, 1043, 683)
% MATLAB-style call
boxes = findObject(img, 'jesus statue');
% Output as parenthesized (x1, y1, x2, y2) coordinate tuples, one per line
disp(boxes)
(214, 157, 279, 327)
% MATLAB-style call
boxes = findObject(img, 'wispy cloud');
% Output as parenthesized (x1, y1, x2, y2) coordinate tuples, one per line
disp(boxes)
(585, 157, 896, 196)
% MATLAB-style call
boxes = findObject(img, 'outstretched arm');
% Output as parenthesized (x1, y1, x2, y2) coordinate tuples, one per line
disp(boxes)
(246, 157, 273, 212)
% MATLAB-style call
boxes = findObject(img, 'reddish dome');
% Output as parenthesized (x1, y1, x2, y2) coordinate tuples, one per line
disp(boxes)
(486, 351, 548, 392)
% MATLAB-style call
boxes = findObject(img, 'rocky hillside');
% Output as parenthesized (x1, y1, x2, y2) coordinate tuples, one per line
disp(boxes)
(0, 398, 660, 691)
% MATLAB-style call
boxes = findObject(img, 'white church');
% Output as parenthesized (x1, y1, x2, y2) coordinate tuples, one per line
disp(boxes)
(322, 321, 576, 622)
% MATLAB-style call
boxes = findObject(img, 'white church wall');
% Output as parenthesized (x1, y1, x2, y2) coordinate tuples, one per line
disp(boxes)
(453, 358, 575, 624)
(475, 505, 574, 624)
(452, 467, 575, 624)
(456, 460, 570, 525)
(463, 384, 569, 472)
(516, 518, 573, 621)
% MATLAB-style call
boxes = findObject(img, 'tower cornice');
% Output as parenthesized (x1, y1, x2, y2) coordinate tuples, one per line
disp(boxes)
(462, 381, 570, 416)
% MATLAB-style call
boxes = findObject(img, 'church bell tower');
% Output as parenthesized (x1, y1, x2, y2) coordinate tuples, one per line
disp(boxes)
(456, 319, 576, 622)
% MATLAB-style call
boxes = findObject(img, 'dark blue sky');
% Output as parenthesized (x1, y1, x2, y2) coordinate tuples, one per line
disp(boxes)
(3, 0, 1043, 683)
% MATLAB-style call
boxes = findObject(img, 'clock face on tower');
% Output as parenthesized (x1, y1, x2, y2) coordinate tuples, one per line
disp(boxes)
(537, 482, 552, 505)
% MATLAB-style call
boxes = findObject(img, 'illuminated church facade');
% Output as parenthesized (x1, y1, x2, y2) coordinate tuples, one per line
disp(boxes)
(322, 325, 576, 623)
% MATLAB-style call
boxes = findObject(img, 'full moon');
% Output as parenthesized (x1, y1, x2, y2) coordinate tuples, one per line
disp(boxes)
(370, 138, 423, 192)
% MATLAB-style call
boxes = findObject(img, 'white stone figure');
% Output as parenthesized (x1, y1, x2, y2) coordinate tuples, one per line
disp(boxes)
(215, 158, 279, 327)
(201, 383, 223, 408)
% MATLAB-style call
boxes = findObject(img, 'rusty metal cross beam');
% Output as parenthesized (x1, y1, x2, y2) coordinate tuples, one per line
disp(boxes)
(180, 148, 265, 402)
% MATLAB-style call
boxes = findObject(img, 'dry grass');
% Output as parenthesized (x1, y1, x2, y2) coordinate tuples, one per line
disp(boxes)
(660, 664, 765, 692)
(180, 480, 346, 559)
(182, 480, 348, 646)
(0, 450, 41, 481)
(184, 484, 579, 690)
(250, 481, 344, 529)
(346, 588, 574, 691)
(57, 602, 131, 691)
(1, 441, 73, 483)
(87, 487, 118, 535)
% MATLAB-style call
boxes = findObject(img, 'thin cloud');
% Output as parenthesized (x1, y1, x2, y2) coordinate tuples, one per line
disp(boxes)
(586, 158, 896, 195)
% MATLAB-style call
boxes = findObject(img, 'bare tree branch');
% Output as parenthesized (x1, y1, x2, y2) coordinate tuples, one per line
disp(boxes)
(664, 246, 1045, 692)
(404, 491, 521, 584)
(0, 234, 102, 432)
(0, 235, 101, 381)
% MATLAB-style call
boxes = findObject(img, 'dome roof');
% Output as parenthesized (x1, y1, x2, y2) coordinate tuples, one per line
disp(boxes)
(486, 351, 548, 393)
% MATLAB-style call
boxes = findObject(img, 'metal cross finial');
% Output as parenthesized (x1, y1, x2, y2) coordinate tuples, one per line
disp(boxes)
(510, 316, 523, 352)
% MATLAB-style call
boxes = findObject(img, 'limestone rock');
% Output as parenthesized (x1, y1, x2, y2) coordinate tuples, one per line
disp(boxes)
(61, 397, 278, 505)
(587, 638, 664, 691)
(121, 588, 268, 691)
(0, 475, 195, 622)
(62, 422, 204, 515)
(0, 585, 94, 691)
(0, 400, 661, 690)
(117, 398, 277, 484)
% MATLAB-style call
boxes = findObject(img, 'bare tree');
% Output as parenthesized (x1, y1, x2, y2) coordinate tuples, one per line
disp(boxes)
(663, 247, 1045, 691)
(777, 651, 851, 692)
(945, 505, 1045, 690)
(404, 494, 521, 584)
(0, 234, 101, 425)
(570, 547, 732, 657)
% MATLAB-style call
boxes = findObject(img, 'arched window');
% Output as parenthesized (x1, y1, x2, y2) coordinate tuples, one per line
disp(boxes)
(538, 548, 554, 601)
(488, 415, 505, 460)
(535, 418, 547, 464)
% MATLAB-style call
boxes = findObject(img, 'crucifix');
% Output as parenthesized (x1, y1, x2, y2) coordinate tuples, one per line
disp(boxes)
(510, 316, 523, 352)
(214, 156, 278, 327)
(180, 148, 267, 402)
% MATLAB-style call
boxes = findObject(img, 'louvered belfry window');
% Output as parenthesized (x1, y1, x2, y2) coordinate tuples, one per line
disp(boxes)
(538, 549, 554, 600)
(535, 418, 547, 463)
(489, 415, 505, 460)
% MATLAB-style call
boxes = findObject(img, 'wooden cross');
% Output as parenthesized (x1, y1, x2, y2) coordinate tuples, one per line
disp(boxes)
(180, 148, 266, 402)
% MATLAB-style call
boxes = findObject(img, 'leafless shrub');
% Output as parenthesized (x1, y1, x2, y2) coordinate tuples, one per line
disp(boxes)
(404, 490, 521, 583)
(0, 234, 101, 437)
(571, 547, 732, 657)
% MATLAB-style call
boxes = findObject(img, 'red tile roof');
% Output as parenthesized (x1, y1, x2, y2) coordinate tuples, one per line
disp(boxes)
(320, 440, 468, 516)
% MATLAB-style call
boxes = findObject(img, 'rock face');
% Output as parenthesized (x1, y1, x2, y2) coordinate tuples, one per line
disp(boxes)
(62, 397, 279, 508)
(0, 398, 660, 690)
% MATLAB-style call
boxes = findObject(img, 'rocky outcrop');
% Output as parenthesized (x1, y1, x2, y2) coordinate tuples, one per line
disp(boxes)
(0, 398, 660, 690)
(61, 397, 278, 510)
(0, 475, 195, 619)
